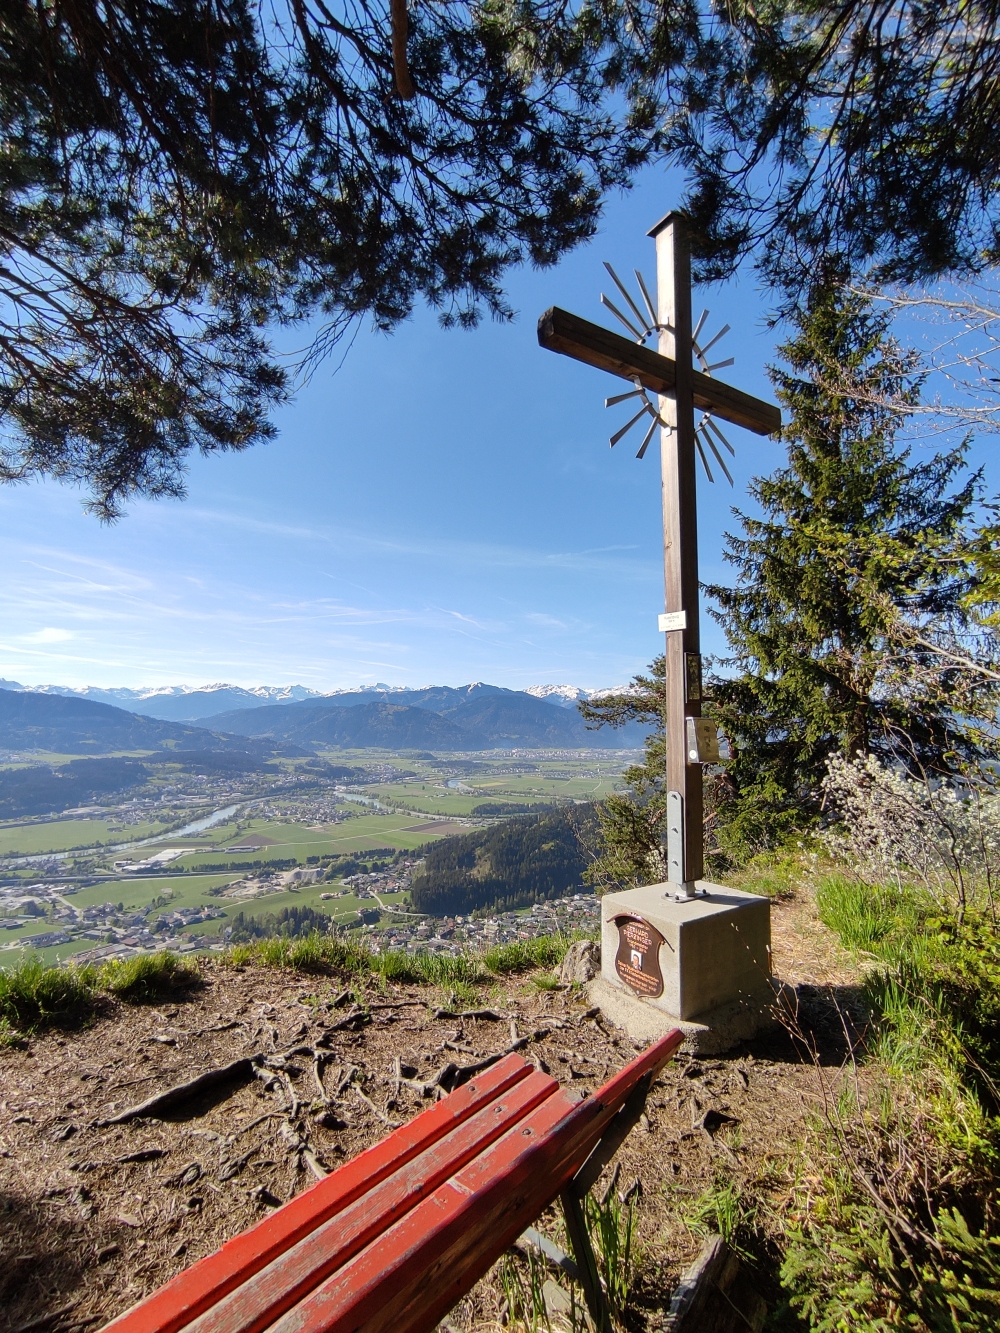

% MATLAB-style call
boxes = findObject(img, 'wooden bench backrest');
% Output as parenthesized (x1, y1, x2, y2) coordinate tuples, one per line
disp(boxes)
(101, 1030, 683, 1333)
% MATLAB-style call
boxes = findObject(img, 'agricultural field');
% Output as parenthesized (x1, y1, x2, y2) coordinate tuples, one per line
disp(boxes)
(170, 811, 469, 870)
(0, 816, 178, 857)
(356, 756, 628, 815)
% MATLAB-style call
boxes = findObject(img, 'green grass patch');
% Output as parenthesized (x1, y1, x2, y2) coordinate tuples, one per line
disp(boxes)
(482, 936, 566, 974)
(720, 837, 825, 899)
(221, 929, 575, 987)
(776, 866, 1000, 1330)
(815, 873, 905, 953)
(0, 954, 98, 1036)
(0, 816, 175, 856)
(100, 951, 199, 1002)
(0, 948, 201, 1042)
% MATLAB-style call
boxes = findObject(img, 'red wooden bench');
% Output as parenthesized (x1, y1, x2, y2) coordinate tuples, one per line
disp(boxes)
(98, 1029, 682, 1333)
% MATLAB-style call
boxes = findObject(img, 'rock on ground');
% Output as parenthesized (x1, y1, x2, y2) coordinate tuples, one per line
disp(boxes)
(554, 939, 599, 984)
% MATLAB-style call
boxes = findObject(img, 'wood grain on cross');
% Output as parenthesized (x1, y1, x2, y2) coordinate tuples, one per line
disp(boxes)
(538, 213, 780, 893)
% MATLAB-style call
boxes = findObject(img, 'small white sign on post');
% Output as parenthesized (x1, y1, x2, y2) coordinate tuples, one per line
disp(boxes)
(658, 611, 687, 633)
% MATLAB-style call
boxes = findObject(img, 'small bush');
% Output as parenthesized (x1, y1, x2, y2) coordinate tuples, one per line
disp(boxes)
(823, 756, 1000, 919)
(99, 951, 199, 1002)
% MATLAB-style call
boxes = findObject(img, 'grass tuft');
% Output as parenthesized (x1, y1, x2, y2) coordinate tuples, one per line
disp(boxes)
(99, 951, 199, 1002)
(0, 954, 98, 1036)
(483, 935, 567, 975)
(682, 1177, 757, 1261)
(815, 873, 903, 953)
(0, 925, 585, 1048)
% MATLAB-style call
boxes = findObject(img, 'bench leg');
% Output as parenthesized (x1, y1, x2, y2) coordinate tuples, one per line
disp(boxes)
(560, 1188, 612, 1333)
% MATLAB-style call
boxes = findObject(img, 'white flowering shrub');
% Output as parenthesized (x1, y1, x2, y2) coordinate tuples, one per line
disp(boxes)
(821, 755, 1000, 915)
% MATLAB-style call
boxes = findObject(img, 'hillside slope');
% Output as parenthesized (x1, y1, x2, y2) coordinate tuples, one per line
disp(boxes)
(445, 694, 607, 746)
(0, 689, 240, 754)
(204, 700, 469, 749)
(409, 806, 595, 914)
(205, 692, 646, 749)
(0, 757, 150, 819)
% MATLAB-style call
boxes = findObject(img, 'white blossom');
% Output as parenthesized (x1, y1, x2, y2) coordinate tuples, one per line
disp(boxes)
(821, 755, 1000, 916)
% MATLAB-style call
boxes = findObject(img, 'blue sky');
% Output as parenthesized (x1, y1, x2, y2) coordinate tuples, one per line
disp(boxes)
(1, 168, 983, 694)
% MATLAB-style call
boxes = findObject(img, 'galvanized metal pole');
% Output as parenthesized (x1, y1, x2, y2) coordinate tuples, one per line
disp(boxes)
(651, 212, 703, 893)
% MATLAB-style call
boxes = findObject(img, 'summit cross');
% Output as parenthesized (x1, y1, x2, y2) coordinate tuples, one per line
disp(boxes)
(538, 212, 781, 897)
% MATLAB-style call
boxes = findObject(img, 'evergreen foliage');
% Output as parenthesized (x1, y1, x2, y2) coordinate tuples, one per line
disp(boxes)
(228, 905, 334, 942)
(578, 274, 989, 877)
(577, 661, 667, 890)
(0, 757, 148, 819)
(8, 1, 1000, 510)
(0, 0, 648, 516)
(409, 807, 595, 915)
(705, 274, 983, 853)
(600, 2, 1000, 292)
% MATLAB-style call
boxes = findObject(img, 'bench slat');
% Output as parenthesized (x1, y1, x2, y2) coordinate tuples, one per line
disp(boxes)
(99, 1028, 683, 1333)
(181, 1069, 563, 1333)
(101, 1053, 535, 1333)
(268, 1030, 684, 1333)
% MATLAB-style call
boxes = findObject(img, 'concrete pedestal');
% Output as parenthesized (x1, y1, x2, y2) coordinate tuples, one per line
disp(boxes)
(592, 882, 775, 1053)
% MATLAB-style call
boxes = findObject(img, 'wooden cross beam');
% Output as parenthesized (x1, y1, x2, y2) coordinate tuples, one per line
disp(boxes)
(537, 306, 780, 438)
(537, 213, 780, 895)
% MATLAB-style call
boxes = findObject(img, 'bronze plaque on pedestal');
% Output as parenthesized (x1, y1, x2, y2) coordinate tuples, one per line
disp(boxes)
(614, 914, 665, 999)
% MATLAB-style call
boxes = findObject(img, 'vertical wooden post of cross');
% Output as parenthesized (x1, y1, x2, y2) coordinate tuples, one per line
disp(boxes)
(652, 213, 703, 894)
(537, 214, 780, 896)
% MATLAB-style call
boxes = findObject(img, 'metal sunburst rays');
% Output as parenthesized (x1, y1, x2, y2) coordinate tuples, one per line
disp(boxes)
(600, 263, 737, 484)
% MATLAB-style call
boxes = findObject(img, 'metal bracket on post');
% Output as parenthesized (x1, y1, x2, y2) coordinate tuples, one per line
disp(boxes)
(666, 789, 684, 887)
(667, 788, 704, 901)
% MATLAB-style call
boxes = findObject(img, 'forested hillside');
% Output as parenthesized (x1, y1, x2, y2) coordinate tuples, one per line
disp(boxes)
(409, 806, 594, 915)
(0, 689, 240, 754)
(0, 758, 149, 820)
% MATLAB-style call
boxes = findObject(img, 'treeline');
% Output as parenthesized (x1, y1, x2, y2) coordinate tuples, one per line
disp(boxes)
(320, 848, 397, 875)
(409, 807, 594, 916)
(196, 857, 298, 873)
(228, 905, 333, 941)
(470, 801, 555, 816)
(195, 848, 399, 875)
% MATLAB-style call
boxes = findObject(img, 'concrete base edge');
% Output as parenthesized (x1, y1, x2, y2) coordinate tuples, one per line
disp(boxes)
(587, 976, 779, 1055)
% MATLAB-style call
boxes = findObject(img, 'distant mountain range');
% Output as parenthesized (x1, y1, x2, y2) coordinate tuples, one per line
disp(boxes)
(202, 689, 640, 748)
(0, 679, 616, 721)
(0, 682, 646, 753)
(0, 680, 323, 722)
(0, 689, 257, 755)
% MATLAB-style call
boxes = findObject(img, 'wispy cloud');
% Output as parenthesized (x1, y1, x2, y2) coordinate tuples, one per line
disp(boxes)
(182, 506, 656, 580)
(22, 628, 73, 643)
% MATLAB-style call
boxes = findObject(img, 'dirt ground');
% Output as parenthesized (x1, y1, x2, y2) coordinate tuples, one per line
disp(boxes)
(0, 890, 864, 1333)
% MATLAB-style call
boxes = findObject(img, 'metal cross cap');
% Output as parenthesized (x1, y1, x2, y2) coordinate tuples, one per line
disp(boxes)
(537, 212, 781, 899)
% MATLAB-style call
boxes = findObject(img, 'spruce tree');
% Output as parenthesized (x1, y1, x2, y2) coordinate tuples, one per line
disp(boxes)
(705, 273, 982, 853)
